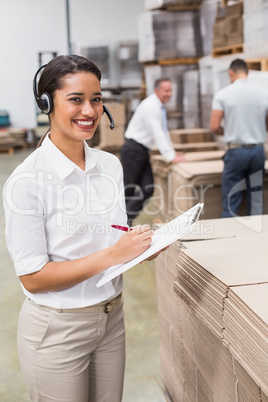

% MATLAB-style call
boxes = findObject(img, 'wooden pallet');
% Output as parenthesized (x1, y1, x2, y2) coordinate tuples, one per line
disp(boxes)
(220, 0, 243, 5)
(0, 141, 28, 155)
(0, 146, 15, 154)
(165, 4, 200, 11)
(144, 57, 200, 66)
(246, 58, 268, 72)
(148, 3, 200, 11)
(212, 44, 243, 58)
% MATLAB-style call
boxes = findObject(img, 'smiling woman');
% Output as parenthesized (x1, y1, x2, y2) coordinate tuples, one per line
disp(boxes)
(2, 54, 161, 402)
(50, 71, 104, 166)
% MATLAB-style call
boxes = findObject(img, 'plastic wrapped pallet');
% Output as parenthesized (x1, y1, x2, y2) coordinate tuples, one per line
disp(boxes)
(117, 41, 143, 88)
(199, 0, 219, 56)
(77, 45, 111, 87)
(198, 55, 214, 130)
(243, 0, 268, 58)
(182, 69, 201, 128)
(138, 10, 202, 62)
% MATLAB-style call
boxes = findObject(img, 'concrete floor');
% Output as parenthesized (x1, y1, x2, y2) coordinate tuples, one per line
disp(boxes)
(0, 149, 166, 402)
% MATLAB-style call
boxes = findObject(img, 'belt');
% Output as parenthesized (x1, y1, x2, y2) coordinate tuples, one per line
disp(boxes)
(33, 292, 122, 314)
(127, 138, 149, 151)
(227, 143, 263, 149)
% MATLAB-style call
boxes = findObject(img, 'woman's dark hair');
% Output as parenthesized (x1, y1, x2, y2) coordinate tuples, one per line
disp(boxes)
(36, 54, 101, 147)
(38, 54, 101, 98)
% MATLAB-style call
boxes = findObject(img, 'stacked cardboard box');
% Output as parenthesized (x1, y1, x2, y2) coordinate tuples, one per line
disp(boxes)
(0, 128, 28, 153)
(169, 160, 224, 220)
(151, 150, 226, 223)
(96, 102, 126, 157)
(155, 240, 183, 401)
(170, 128, 212, 144)
(151, 158, 268, 223)
(225, 3, 243, 46)
(138, 10, 202, 62)
(152, 159, 224, 222)
(212, 2, 243, 50)
(151, 129, 221, 221)
(213, 16, 227, 49)
(0, 129, 16, 153)
(243, 0, 268, 59)
(155, 215, 268, 401)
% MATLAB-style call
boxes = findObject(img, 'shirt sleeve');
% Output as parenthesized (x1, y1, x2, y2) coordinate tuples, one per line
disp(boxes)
(3, 171, 49, 276)
(212, 92, 224, 111)
(144, 105, 176, 162)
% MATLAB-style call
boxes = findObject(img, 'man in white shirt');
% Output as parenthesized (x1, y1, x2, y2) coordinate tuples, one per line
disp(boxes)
(210, 58, 268, 217)
(120, 78, 185, 225)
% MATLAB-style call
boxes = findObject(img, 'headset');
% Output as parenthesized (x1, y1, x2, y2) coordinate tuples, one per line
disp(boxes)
(33, 64, 115, 130)
(103, 105, 114, 130)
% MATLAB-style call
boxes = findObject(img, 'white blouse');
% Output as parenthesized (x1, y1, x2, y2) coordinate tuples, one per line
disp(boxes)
(3, 134, 127, 308)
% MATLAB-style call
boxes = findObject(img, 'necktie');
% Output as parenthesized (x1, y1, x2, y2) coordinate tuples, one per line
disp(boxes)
(161, 105, 168, 135)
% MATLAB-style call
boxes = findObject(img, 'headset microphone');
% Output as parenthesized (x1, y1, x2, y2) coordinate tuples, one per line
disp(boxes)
(33, 64, 53, 115)
(103, 105, 115, 130)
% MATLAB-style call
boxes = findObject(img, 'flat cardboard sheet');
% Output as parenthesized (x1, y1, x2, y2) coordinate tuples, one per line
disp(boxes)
(181, 235, 268, 286)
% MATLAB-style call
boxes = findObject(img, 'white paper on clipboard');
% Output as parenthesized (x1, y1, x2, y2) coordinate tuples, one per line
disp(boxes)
(96, 202, 204, 288)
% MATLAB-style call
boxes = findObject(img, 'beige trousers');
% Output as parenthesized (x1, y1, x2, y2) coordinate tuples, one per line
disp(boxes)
(17, 297, 125, 402)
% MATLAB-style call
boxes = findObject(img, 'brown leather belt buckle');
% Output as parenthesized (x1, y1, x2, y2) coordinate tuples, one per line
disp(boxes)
(104, 293, 122, 313)
(104, 300, 115, 313)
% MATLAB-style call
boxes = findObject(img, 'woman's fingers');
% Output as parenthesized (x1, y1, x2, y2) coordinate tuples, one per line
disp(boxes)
(130, 225, 153, 247)
(112, 224, 154, 264)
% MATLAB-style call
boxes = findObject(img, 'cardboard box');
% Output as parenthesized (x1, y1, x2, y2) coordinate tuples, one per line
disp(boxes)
(213, 17, 228, 48)
(225, 15, 243, 45)
(98, 103, 126, 147)
(226, 2, 243, 17)
(170, 128, 212, 144)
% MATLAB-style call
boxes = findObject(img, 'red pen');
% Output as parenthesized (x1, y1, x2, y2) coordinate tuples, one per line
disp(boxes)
(111, 224, 133, 232)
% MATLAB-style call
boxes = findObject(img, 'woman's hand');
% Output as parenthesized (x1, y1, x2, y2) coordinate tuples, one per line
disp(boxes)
(111, 224, 153, 264)
(141, 245, 169, 262)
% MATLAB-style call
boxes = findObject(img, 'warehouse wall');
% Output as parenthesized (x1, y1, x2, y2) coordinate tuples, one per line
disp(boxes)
(0, 0, 144, 129)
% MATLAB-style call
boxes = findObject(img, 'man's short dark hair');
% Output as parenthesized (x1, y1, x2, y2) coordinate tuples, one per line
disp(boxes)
(229, 59, 248, 74)
(154, 77, 171, 89)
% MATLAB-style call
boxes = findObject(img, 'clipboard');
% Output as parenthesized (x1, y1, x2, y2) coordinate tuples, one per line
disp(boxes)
(96, 202, 204, 288)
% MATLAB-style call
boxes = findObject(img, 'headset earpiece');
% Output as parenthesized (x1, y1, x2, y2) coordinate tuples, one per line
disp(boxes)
(33, 64, 53, 115)
(103, 105, 115, 130)
(38, 92, 53, 115)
